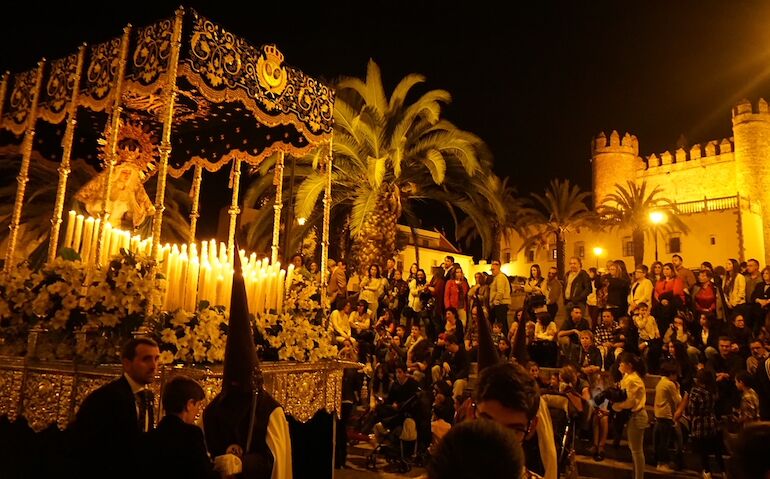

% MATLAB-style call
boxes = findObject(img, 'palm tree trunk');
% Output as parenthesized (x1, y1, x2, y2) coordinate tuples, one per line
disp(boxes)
(556, 231, 566, 278)
(410, 224, 420, 268)
(632, 228, 645, 268)
(491, 222, 501, 262)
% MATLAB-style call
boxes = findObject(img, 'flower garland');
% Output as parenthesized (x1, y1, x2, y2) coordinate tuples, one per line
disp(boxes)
(154, 303, 228, 365)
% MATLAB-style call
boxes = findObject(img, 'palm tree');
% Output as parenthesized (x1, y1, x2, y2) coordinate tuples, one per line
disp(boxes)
(521, 179, 596, 278)
(293, 60, 501, 272)
(599, 180, 688, 268)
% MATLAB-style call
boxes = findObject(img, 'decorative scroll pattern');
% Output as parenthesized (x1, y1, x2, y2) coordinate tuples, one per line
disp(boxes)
(181, 10, 333, 140)
(22, 372, 75, 432)
(0, 368, 24, 421)
(38, 53, 79, 125)
(127, 17, 174, 92)
(1, 68, 39, 135)
(79, 37, 122, 112)
(0, 358, 354, 430)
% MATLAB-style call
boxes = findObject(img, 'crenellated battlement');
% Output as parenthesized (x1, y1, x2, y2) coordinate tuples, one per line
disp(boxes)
(732, 98, 770, 120)
(644, 138, 734, 170)
(592, 130, 638, 155)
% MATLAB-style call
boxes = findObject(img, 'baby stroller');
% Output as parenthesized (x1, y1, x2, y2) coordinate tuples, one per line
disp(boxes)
(365, 391, 428, 473)
(542, 392, 583, 477)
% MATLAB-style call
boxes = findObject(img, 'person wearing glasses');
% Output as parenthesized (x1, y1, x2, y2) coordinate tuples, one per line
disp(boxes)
(474, 362, 557, 479)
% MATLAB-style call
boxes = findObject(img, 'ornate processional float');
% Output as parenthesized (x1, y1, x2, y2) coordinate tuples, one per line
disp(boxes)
(0, 8, 352, 477)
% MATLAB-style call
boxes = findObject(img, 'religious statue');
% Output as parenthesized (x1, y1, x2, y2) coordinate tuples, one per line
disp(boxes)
(75, 121, 156, 230)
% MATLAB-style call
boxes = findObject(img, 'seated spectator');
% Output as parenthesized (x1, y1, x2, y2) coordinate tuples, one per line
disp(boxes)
(663, 315, 700, 364)
(594, 308, 620, 369)
(498, 336, 511, 360)
(330, 301, 354, 345)
(534, 312, 558, 342)
(577, 330, 603, 376)
(371, 363, 392, 401)
(747, 339, 769, 375)
(526, 361, 549, 390)
(558, 306, 590, 346)
(406, 325, 430, 383)
(734, 370, 760, 428)
(729, 314, 752, 359)
(431, 334, 470, 401)
(708, 336, 743, 417)
(384, 335, 407, 372)
(444, 307, 465, 345)
(693, 313, 720, 361)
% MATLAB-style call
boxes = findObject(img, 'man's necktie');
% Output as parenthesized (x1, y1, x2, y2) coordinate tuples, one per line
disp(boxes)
(136, 389, 155, 432)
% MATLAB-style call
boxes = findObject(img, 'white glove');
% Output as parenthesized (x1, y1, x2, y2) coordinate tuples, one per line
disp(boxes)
(213, 454, 243, 476)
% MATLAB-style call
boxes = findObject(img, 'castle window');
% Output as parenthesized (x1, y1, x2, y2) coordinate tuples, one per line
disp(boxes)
(622, 237, 634, 257)
(527, 249, 536, 263)
(667, 235, 682, 254)
(574, 241, 585, 259)
(503, 250, 511, 263)
(710, 235, 716, 246)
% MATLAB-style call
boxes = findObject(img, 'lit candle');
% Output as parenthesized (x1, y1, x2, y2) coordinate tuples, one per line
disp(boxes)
(185, 256, 199, 312)
(72, 214, 85, 255)
(285, 264, 295, 291)
(101, 222, 112, 264)
(63, 211, 76, 250)
(80, 217, 95, 264)
(215, 275, 225, 307)
(89, 218, 101, 265)
(276, 269, 286, 314)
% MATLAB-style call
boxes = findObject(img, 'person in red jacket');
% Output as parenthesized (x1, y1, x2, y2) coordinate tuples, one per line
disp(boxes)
(445, 265, 470, 329)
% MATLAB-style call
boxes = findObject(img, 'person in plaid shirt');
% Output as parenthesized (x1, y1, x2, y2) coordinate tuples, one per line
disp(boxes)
(684, 368, 725, 479)
(594, 309, 619, 369)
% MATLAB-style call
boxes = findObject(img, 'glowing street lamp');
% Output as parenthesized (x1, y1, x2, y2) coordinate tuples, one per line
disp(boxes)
(649, 211, 668, 261)
(297, 217, 306, 226)
(593, 246, 604, 268)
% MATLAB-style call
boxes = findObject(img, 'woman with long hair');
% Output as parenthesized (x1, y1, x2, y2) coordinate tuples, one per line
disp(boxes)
(406, 268, 428, 331)
(444, 266, 470, 329)
(649, 261, 664, 284)
(360, 264, 387, 317)
(524, 264, 546, 310)
(607, 260, 631, 314)
(724, 258, 746, 316)
(653, 262, 685, 333)
(693, 313, 720, 361)
(612, 352, 649, 479)
(408, 262, 419, 282)
(686, 368, 725, 479)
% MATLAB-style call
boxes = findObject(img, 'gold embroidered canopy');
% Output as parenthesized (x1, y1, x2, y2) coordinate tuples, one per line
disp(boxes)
(0, 7, 335, 288)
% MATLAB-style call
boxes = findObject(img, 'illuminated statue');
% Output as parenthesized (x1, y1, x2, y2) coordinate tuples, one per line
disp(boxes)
(75, 121, 156, 230)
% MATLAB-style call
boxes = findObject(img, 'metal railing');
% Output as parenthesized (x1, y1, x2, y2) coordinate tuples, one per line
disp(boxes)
(674, 195, 739, 214)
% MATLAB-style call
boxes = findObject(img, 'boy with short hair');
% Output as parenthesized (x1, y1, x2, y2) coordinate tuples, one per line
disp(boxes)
(653, 360, 682, 472)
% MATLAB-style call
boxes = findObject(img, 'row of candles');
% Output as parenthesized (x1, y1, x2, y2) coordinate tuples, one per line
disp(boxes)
(61, 211, 294, 315)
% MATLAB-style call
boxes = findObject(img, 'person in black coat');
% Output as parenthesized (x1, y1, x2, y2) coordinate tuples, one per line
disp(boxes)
(141, 375, 226, 479)
(68, 338, 160, 479)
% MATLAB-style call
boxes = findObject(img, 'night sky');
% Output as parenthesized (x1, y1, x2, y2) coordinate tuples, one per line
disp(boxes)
(2, 0, 770, 256)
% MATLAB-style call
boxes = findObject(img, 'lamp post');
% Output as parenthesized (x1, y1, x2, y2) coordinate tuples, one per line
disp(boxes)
(592, 246, 604, 269)
(649, 211, 668, 262)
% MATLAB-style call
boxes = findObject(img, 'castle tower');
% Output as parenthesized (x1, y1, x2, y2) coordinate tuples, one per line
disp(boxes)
(733, 98, 770, 263)
(591, 130, 639, 206)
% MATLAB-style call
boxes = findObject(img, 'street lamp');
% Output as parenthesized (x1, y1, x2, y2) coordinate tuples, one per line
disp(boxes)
(592, 246, 604, 269)
(297, 217, 306, 226)
(649, 211, 668, 261)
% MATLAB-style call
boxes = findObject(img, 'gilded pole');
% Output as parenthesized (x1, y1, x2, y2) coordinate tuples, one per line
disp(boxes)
(271, 151, 285, 264)
(150, 7, 184, 260)
(320, 141, 332, 313)
(0, 71, 9, 124)
(188, 165, 203, 244)
(48, 45, 86, 264)
(95, 26, 132, 266)
(227, 157, 242, 262)
(4, 61, 46, 271)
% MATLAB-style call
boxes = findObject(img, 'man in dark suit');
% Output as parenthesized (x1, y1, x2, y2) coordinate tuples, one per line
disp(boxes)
(69, 337, 160, 479)
(141, 375, 237, 478)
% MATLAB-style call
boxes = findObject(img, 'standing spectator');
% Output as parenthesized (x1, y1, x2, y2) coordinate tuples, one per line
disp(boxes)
(653, 361, 682, 472)
(406, 268, 428, 331)
(724, 258, 746, 317)
(442, 256, 455, 281)
(386, 269, 409, 325)
(628, 265, 653, 316)
(672, 254, 696, 294)
(407, 262, 419, 282)
(684, 368, 725, 479)
(648, 261, 664, 284)
(653, 263, 685, 333)
(751, 266, 770, 337)
(545, 266, 562, 324)
(606, 260, 631, 314)
(384, 258, 397, 283)
(734, 370, 760, 427)
(468, 271, 490, 317)
(693, 269, 721, 323)
(564, 257, 592, 314)
(428, 266, 447, 338)
(523, 264, 546, 314)
(612, 353, 649, 479)
(444, 266, 470, 329)
(489, 260, 512, 335)
(291, 253, 311, 280)
(327, 259, 348, 311)
(360, 264, 387, 317)
(587, 267, 600, 326)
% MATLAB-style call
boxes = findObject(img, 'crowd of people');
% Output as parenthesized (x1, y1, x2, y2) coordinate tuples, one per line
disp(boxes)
(317, 252, 770, 479)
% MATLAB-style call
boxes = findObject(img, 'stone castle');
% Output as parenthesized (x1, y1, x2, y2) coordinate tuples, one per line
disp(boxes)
(589, 98, 770, 264)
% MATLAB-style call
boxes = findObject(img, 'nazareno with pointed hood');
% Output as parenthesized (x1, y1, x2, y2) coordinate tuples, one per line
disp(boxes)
(203, 245, 281, 479)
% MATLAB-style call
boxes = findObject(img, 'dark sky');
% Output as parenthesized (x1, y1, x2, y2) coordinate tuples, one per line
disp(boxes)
(3, 1, 770, 254)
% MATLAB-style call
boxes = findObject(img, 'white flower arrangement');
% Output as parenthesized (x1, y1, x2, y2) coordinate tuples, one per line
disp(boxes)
(155, 303, 228, 365)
